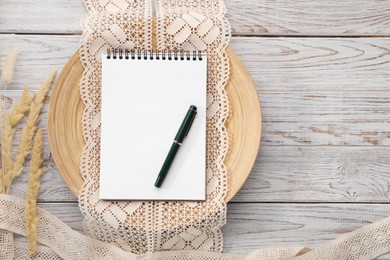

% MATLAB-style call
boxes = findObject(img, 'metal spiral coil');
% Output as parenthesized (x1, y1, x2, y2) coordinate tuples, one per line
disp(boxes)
(106, 48, 203, 61)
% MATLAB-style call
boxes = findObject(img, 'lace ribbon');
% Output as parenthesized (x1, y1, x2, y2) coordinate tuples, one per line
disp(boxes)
(78, 0, 229, 254)
(0, 194, 390, 259)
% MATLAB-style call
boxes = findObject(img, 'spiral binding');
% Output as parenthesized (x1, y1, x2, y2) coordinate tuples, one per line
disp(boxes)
(106, 48, 203, 61)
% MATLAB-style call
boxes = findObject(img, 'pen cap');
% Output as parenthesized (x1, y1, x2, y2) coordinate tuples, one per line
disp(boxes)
(175, 105, 197, 142)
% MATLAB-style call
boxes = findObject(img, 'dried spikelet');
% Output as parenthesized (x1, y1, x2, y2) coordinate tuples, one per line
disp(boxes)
(0, 86, 33, 193)
(26, 129, 47, 255)
(0, 169, 2, 194)
(10, 70, 56, 189)
(1, 111, 16, 194)
(28, 129, 44, 176)
(7, 86, 34, 126)
(0, 103, 3, 193)
(1, 48, 19, 85)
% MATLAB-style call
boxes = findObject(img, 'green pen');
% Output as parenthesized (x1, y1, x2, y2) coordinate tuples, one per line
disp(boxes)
(154, 105, 197, 188)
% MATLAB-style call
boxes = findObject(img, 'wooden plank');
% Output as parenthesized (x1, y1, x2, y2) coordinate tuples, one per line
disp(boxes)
(261, 92, 390, 146)
(263, 121, 390, 146)
(231, 146, 390, 203)
(9, 160, 77, 202)
(0, 35, 80, 89)
(9, 146, 390, 203)
(0, 0, 86, 34)
(234, 37, 390, 92)
(1, 35, 390, 203)
(15, 87, 390, 150)
(24, 202, 390, 258)
(226, 0, 390, 36)
(1, 35, 390, 92)
(224, 203, 390, 257)
(1, 0, 390, 36)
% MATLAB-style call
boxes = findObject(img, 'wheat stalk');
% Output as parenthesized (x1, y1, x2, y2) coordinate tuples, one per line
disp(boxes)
(1, 48, 18, 86)
(0, 104, 3, 193)
(1, 50, 56, 253)
(0, 168, 2, 194)
(1, 111, 15, 194)
(1, 48, 20, 194)
(1, 87, 33, 193)
(7, 86, 34, 125)
(25, 128, 47, 255)
(9, 70, 56, 193)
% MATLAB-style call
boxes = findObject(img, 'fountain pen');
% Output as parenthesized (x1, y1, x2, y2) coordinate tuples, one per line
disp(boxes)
(154, 105, 197, 188)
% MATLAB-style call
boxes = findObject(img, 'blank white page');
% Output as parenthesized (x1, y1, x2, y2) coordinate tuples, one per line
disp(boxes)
(100, 53, 207, 200)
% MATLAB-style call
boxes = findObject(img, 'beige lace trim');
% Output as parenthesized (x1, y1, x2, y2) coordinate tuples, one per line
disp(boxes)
(0, 195, 390, 259)
(78, 0, 229, 254)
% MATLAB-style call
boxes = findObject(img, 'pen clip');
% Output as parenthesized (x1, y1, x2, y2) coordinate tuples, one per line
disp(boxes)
(185, 112, 197, 137)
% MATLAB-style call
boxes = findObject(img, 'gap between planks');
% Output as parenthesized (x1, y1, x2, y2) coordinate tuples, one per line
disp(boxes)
(3, 32, 390, 38)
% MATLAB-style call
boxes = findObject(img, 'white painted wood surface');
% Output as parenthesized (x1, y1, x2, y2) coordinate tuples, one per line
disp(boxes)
(2, 35, 390, 203)
(1, 0, 390, 35)
(2, 36, 390, 92)
(1, 0, 390, 258)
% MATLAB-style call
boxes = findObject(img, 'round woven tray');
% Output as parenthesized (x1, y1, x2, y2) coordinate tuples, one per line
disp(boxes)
(48, 47, 261, 202)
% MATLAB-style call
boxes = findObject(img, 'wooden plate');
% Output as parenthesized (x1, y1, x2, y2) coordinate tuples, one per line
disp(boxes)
(48, 47, 261, 202)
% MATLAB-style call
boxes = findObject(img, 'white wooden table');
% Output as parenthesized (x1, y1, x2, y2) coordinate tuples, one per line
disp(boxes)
(1, 1, 390, 258)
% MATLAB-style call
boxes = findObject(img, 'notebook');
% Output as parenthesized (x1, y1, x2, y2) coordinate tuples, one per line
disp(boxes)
(99, 50, 207, 201)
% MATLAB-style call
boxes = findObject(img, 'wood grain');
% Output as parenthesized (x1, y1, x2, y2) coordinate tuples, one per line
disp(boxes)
(8, 146, 390, 203)
(1, 0, 390, 36)
(235, 38, 390, 92)
(2, 35, 390, 92)
(2, 34, 390, 203)
(261, 92, 390, 146)
(224, 203, 390, 255)
(232, 146, 390, 203)
(31, 202, 390, 256)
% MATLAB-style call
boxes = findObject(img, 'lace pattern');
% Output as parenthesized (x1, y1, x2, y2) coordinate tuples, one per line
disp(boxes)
(1, 194, 390, 259)
(78, 0, 230, 254)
